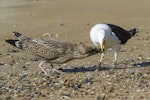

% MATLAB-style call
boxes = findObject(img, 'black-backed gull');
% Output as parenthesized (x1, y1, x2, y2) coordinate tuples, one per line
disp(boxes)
(90, 23, 138, 69)
(6, 32, 98, 75)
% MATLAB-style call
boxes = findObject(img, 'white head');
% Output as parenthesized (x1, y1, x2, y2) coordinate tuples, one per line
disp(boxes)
(90, 29, 106, 52)
(90, 24, 113, 52)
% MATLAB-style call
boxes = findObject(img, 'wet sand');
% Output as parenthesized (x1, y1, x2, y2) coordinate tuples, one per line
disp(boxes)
(0, 0, 150, 99)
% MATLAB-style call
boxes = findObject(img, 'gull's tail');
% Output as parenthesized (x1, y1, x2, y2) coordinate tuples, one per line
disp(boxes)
(6, 32, 28, 49)
(12, 31, 27, 41)
(129, 28, 139, 38)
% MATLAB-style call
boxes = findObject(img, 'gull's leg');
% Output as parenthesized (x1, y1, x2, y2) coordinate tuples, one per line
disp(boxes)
(112, 45, 121, 69)
(98, 53, 104, 70)
(98, 42, 105, 70)
(39, 61, 63, 76)
(39, 61, 49, 75)
(113, 52, 118, 69)
(100, 53, 104, 63)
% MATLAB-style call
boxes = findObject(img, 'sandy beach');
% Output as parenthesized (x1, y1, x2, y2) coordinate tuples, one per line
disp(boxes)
(0, 0, 150, 99)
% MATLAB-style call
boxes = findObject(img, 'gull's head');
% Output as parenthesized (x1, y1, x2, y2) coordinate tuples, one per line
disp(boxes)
(73, 44, 99, 58)
(77, 44, 97, 54)
(95, 29, 106, 53)
(90, 25, 107, 53)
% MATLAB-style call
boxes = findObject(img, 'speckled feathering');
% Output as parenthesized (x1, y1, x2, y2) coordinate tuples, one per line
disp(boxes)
(90, 23, 138, 69)
(7, 32, 98, 75)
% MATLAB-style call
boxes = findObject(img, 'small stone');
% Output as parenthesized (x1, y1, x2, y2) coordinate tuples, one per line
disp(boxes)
(13, 94, 20, 98)
(55, 34, 59, 38)
(146, 57, 150, 60)
(86, 23, 90, 25)
(82, 77, 93, 83)
(97, 93, 105, 100)
(129, 70, 135, 75)
(125, 58, 134, 63)
(30, 57, 39, 61)
(0, 83, 4, 88)
(137, 55, 143, 60)
(43, 33, 51, 37)
(0, 62, 5, 66)
(4, 95, 11, 99)
(7, 49, 19, 53)
(60, 24, 64, 26)
(60, 95, 71, 99)
(25, 62, 31, 66)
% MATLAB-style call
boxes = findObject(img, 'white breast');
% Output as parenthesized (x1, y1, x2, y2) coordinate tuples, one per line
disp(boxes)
(105, 32, 121, 48)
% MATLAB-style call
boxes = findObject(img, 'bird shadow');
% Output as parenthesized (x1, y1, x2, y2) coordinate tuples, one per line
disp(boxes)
(58, 61, 150, 73)
(58, 65, 111, 73)
(132, 61, 150, 67)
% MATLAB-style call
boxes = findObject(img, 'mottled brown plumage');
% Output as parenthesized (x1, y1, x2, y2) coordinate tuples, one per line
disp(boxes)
(7, 32, 98, 75)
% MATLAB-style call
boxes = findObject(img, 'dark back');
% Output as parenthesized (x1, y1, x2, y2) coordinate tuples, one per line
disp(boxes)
(107, 24, 131, 44)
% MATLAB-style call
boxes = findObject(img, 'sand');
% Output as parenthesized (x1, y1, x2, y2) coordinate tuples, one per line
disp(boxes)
(0, 0, 150, 99)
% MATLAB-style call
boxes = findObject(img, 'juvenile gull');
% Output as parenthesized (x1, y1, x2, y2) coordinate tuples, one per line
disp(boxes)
(90, 23, 138, 69)
(7, 32, 98, 75)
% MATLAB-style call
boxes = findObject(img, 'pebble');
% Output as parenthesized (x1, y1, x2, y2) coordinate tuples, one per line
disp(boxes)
(30, 57, 39, 61)
(25, 62, 31, 66)
(60, 94, 71, 99)
(129, 70, 135, 75)
(0, 45, 150, 100)
(55, 34, 59, 38)
(146, 57, 150, 60)
(60, 24, 64, 26)
(82, 77, 93, 83)
(97, 93, 105, 100)
(137, 55, 143, 60)
(0, 62, 5, 66)
(7, 49, 19, 53)
(0, 53, 2, 56)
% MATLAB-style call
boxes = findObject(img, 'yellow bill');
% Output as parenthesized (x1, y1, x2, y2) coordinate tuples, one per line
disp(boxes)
(100, 43, 105, 52)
